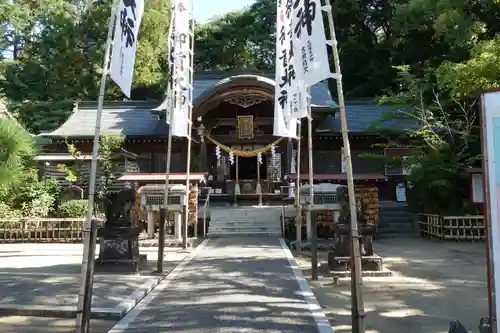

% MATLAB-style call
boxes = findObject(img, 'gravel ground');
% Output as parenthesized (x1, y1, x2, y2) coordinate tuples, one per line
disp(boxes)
(294, 238, 489, 333)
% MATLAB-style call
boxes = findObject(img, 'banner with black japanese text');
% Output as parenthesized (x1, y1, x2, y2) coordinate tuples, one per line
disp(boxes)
(169, 0, 192, 138)
(291, 0, 331, 88)
(161, 1, 177, 125)
(273, 0, 306, 137)
(110, 0, 145, 98)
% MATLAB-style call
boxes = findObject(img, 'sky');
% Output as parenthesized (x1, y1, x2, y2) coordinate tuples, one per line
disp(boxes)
(195, 0, 256, 23)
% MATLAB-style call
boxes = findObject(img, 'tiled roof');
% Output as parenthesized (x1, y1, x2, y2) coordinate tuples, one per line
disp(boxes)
(40, 100, 414, 138)
(316, 101, 417, 133)
(40, 101, 165, 138)
(40, 74, 339, 138)
(39, 76, 412, 138)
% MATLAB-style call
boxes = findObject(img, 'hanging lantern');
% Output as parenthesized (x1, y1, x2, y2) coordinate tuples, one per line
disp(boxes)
(215, 145, 221, 166)
(229, 151, 235, 165)
(257, 152, 263, 165)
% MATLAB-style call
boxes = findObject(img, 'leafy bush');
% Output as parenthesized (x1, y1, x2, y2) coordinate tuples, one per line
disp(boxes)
(21, 193, 56, 218)
(405, 149, 474, 215)
(0, 202, 22, 219)
(3, 171, 60, 217)
(58, 200, 88, 218)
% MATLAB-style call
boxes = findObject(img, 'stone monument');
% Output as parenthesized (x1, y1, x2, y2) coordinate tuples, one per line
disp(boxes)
(328, 185, 382, 273)
(60, 185, 84, 203)
(96, 184, 146, 273)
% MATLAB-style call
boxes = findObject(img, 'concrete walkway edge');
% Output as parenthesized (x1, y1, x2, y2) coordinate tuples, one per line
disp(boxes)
(279, 238, 335, 333)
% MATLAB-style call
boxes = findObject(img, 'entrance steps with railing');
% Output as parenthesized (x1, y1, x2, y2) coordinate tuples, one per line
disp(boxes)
(378, 201, 418, 236)
(208, 206, 282, 237)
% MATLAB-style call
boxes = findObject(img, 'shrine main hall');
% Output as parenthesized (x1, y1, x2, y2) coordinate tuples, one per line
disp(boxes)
(37, 72, 413, 203)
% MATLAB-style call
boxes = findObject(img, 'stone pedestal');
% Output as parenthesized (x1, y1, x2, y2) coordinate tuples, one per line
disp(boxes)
(306, 211, 312, 241)
(174, 212, 182, 241)
(147, 211, 155, 239)
(328, 223, 383, 273)
(96, 223, 147, 273)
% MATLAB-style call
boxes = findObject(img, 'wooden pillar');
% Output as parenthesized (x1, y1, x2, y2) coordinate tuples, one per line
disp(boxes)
(286, 138, 293, 175)
(200, 140, 207, 172)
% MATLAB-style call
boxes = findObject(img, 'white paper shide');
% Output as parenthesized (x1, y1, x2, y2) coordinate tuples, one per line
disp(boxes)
(291, 0, 331, 87)
(110, 0, 145, 98)
(169, 0, 192, 137)
(273, 0, 307, 137)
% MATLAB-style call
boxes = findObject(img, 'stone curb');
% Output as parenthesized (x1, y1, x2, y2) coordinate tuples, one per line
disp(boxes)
(0, 262, 179, 319)
(0, 304, 123, 319)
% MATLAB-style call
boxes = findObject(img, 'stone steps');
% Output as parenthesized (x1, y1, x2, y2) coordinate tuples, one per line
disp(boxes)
(378, 203, 417, 236)
(208, 206, 282, 237)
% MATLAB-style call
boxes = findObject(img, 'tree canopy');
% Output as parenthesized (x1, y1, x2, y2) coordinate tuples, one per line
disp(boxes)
(1, 0, 499, 123)
(0, 0, 170, 132)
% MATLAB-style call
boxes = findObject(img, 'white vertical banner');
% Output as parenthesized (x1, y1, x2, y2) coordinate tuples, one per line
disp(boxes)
(164, 2, 177, 124)
(291, 0, 332, 87)
(110, 0, 145, 98)
(169, 0, 192, 137)
(273, 0, 306, 137)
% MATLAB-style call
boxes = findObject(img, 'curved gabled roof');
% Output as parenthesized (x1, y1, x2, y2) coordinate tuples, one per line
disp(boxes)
(192, 74, 339, 108)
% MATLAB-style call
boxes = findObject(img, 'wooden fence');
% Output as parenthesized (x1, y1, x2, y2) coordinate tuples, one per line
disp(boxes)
(418, 214, 485, 241)
(0, 218, 102, 243)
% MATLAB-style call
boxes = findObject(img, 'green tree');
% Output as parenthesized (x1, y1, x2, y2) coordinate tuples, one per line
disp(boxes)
(96, 134, 125, 201)
(377, 68, 480, 214)
(437, 36, 500, 99)
(56, 141, 83, 184)
(0, 116, 35, 190)
(0, 0, 170, 130)
(195, 0, 276, 72)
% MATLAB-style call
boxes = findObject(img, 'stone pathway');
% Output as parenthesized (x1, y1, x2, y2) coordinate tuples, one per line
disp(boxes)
(0, 244, 190, 319)
(108, 237, 333, 333)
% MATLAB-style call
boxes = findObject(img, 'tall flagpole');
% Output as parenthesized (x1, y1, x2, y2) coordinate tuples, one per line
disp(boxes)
(159, 99, 173, 274)
(158, 3, 176, 275)
(183, 0, 195, 249)
(75, 0, 119, 331)
(307, 88, 318, 281)
(324, 2, 366, 332)
(295, 120, 302, 251)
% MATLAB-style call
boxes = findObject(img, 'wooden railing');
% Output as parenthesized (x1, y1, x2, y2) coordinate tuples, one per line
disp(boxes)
(418, 214, 485, 241)
(0, 218, 103, 243)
